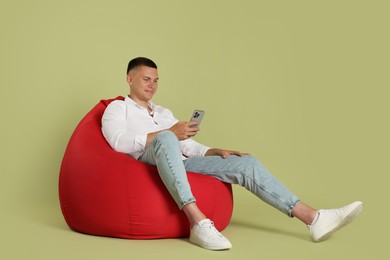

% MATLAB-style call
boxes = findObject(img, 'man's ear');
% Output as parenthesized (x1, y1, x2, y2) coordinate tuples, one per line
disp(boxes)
(126, 73, 132, 86)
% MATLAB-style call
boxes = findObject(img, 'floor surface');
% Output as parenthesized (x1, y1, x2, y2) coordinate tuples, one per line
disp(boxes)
(1, 187, 380, 260)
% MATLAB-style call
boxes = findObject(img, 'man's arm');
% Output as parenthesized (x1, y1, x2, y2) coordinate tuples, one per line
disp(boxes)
(145, 121, 200, 147)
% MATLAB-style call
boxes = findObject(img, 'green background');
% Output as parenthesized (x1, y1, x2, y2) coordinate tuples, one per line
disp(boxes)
(1, 0, 388, 259)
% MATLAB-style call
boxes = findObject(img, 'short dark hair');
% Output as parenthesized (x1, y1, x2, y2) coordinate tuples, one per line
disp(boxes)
(126, 57, 157, 74)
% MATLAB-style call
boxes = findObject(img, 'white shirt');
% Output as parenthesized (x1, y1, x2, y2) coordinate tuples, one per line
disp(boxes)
(101, 96, 210, 160)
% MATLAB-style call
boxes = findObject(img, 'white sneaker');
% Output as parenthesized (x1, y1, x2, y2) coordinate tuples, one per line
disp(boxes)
(189, 219, 232, 250)
(309, 201, 363, 242)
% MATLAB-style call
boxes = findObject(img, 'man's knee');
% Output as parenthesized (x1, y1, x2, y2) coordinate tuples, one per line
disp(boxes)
(236, 155, 262, 172)
(151, 130, 182, 159)
(153, 130, 179, 148)
(155, 130, 177, 141)
(238, 154, 257, 164)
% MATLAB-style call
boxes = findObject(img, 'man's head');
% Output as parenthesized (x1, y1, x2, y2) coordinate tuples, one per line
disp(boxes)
(127, 57, 157, 75)
(126, 57, 159, 105)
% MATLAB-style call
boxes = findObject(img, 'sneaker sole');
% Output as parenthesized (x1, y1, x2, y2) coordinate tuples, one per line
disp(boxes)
(189, 237, 232, 251)
(314, 201, 364, 242)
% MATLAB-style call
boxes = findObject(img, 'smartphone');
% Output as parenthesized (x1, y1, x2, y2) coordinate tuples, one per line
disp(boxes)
(189, 110, 205, 127)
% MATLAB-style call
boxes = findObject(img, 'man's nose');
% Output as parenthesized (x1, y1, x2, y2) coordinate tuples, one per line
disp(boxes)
(148, 82, 157, 88)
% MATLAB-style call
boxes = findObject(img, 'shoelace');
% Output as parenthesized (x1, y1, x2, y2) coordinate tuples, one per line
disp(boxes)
(198, 221, 223, 238)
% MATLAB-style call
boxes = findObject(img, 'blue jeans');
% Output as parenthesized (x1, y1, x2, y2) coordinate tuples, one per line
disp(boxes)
(138, 131, 301, 217)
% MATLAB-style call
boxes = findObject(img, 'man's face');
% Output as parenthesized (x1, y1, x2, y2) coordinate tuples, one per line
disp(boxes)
(127, 66, 159, 103)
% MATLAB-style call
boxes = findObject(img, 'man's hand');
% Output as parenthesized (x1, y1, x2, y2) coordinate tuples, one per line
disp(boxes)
(205, 148, 249, 159)
(169, 121, 200, 140)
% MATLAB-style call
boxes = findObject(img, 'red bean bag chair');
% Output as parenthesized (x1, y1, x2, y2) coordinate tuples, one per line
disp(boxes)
(58, 97, 233, 239)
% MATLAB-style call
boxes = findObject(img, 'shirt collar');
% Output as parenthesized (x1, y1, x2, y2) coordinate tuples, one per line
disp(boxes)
(125, 95, 155, 111)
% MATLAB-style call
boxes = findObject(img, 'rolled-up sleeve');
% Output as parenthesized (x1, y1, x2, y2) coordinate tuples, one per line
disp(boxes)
(180, 138, 210, 158)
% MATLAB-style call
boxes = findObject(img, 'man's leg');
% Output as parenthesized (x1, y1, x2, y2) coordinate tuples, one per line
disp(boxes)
(138, 131, 232, 250)
(184, 155, 363, 242)
(184, 155, 300, 217)
(138, 130, 195, 209)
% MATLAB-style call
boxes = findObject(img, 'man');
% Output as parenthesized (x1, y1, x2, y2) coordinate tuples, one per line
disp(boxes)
(101, 57, 363, 250)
